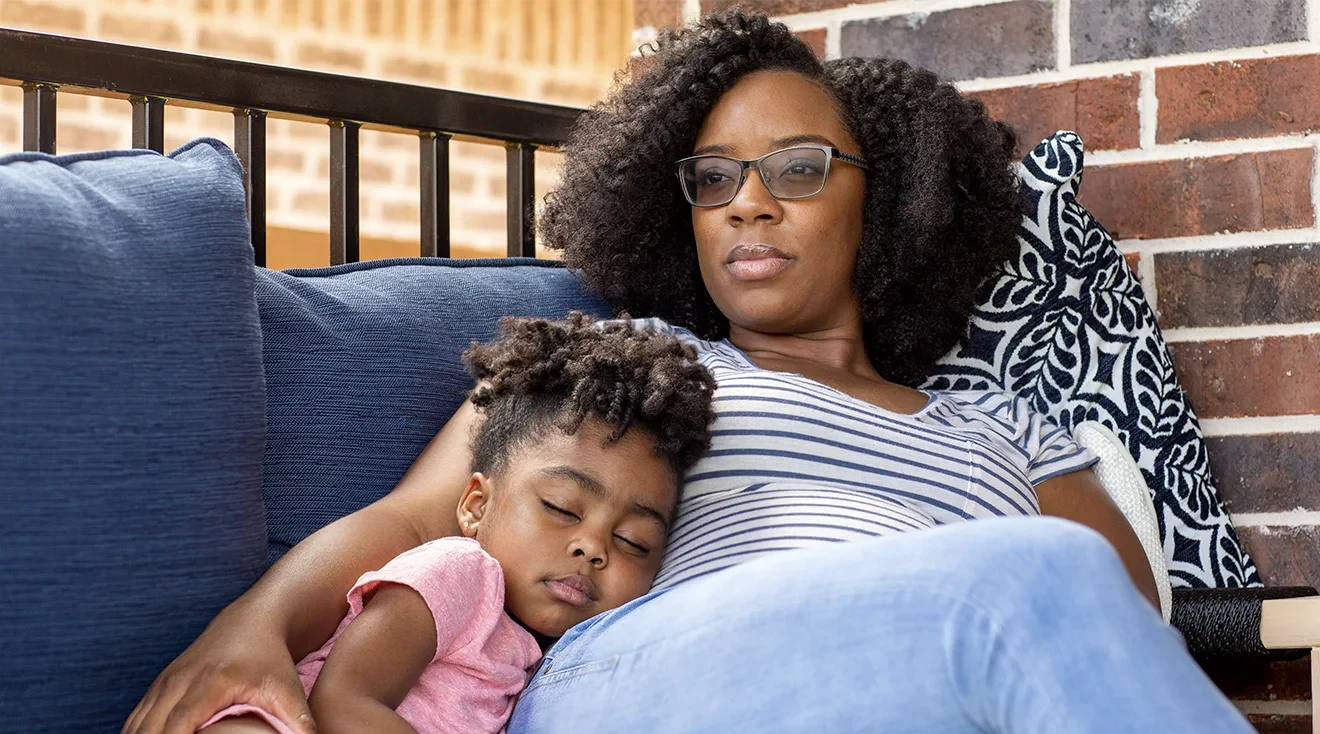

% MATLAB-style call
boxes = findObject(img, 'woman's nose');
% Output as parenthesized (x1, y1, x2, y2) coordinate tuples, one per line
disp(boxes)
(725, 169, 783, 225)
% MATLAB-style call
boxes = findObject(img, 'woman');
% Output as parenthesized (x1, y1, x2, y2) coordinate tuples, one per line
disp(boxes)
(125, 10, 1250, 734)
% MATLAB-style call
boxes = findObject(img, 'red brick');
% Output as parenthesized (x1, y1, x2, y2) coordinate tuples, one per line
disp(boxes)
(970, 75, 1140, 156)
(461, 209, 508, 231)
(1155, 244, 1320, 329)
(1081, 149, 1314, 240)
(314, 157, 393, 184)
(458, 142, 508, 165)
(449, 170, 476, 195)
(463, 67, 520, 96)
(841, 1, 1054, 82)
(98, 12, 184, 47)
(54, 121, 128, 153)
(381, 200, 419, 226)
(701, 0, 886, 13)
(1170, 335, 1320, 418)
(1072, 0, 1306, 65)
(291, 191, 329, 219)
(269, 119, 325, 141)
(1208, 433, 1320, 514)
(1236, 525, 1320, 588)
(197, 27, 276, 61)
(1248, 714, 1314, 734)
(360, 131, 414, 153)
(0, 0, 83, 32)
(1123, 251, 1141, 277)
(797, 28, 826, 60)
(380, 56, 449, 84)
(1207, 656, 1312, 701)
(56, 93, 89, 112)
(296, 42, 364, 72)
(634, 0, 682, 29)
(1157, 55, 1320, 143)
(360, 159, 394, 184)
(266, 149, 305, 173)
(540, 79, 604, 106)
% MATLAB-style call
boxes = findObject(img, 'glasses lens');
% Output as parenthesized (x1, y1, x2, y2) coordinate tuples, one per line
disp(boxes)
(680, 157, 742, 206)
(762, 147, 828, 199)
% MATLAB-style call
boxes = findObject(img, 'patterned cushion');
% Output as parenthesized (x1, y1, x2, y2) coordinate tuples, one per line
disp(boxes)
(0, 140, 267, 730)
(923, 131, 1259, 588)
(257, 258, 612, 564)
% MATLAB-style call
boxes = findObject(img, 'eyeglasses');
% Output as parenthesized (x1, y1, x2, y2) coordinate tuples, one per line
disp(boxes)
(675, 145, 868, 208)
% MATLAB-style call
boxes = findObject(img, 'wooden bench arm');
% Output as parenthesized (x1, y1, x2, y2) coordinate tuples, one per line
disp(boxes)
(1261, 596, 1320, 649)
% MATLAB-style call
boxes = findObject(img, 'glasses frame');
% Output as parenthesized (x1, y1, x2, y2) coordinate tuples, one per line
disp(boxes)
(675, 144, 869, 208)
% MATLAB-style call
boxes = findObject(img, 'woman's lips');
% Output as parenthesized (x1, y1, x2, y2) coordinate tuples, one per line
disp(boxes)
(544, 575, 597, 608)
(728, 257, 792, 281)
(726, 244, 793, 282)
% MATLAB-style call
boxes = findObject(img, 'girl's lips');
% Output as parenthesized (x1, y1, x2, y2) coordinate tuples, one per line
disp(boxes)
(544, 577, 596, 608)
(727, 257, 792, 281)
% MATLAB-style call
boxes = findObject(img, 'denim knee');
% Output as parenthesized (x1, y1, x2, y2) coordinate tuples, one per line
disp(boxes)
(951, 517, 1130, 611)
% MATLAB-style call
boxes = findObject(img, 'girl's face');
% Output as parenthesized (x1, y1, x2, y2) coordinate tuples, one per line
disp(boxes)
(688, 70, 867, 336)
(457, 419, 677, 638)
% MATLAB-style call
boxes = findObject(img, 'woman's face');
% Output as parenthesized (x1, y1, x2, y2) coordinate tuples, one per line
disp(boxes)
(689, 70, 867, 336)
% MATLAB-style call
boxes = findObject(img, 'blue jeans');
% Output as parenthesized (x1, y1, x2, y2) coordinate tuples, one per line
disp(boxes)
(508, 517, 1250, 733)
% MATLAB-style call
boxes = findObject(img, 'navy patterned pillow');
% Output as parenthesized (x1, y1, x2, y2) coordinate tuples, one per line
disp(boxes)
(923, 131, 1260, 589)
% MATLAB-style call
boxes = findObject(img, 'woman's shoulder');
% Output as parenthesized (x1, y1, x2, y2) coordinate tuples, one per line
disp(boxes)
(920, 388, 1052, 439)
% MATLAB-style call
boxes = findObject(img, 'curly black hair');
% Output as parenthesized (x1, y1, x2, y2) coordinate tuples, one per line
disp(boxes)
(463, 313, 716, 481)
(540, 8, 1021, 386)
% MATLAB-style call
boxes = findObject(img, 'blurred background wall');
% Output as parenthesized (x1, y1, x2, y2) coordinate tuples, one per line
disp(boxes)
(0, 0, 639, 265)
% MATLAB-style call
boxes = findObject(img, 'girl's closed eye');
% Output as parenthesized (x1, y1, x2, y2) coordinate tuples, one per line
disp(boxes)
(541, 499, 579, 521)
(615, 534, 650, 556)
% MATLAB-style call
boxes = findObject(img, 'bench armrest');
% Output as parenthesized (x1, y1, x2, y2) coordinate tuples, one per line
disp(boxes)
(1262, 595, 1320, 649)
(1171, 586, 1318, 662)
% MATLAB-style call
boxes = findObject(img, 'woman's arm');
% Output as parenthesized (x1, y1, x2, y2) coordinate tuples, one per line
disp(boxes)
(307, 585, 436, 734)
(123, 399, 481, 734)
(1036, 468, 1161, 611)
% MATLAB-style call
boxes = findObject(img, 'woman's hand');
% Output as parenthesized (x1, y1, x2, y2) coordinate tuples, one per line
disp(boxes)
(122, 606, 314, 734)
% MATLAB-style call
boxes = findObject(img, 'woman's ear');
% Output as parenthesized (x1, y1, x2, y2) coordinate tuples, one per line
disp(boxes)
(456, 473, 492, 538)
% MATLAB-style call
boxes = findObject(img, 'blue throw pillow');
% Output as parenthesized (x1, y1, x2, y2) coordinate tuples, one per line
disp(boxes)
(0, 140, 267, 729)
(258, 258, 611, 563)
(924, 131, 1259, 588)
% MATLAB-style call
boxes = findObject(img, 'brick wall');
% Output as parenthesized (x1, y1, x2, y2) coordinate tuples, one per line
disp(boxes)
(644, 0, 1318, 730)
(0, 0, 637, 265)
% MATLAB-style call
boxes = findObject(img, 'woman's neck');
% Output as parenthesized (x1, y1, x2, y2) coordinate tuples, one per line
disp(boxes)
(727, 319, 877, 379)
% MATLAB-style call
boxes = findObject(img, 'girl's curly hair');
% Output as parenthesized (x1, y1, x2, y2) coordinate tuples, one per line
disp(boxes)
(540, 8, 1020, 386)
(463, 313, 716, 479)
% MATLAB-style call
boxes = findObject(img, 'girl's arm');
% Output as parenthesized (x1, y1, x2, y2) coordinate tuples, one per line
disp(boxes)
(123, 400, 481, 734)
(307, 585, 438, 734)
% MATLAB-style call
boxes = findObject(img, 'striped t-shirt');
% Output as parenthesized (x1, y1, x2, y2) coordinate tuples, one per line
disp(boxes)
(644, 319, 1099, 591)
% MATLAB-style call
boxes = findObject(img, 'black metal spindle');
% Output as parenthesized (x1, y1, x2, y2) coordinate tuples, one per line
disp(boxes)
(419, 131, 451, 258)
(233, 108, 268, 267)
(505, 142, 536, 258)
(22, 82, 57, 153)
(130, 95, 165, 153)
(329, 120, 361, 265)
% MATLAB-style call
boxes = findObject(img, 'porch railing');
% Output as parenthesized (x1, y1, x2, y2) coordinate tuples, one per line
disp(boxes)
(0, 28, 586, 264)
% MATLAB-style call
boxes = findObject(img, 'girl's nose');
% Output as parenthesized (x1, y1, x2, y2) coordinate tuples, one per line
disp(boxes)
(571, 539, 606, 568)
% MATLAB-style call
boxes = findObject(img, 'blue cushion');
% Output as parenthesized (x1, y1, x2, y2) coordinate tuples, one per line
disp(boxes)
(0, 140, 267, 729)
(258, 258, 611, 563)
(925, 131, 1259, 588)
